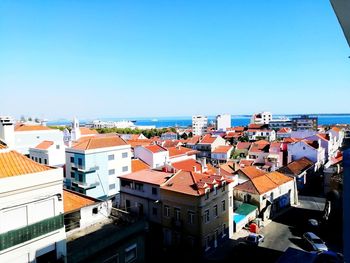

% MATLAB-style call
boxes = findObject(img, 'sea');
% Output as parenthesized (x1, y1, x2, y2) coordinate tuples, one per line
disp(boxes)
(48, 114, 350, 128)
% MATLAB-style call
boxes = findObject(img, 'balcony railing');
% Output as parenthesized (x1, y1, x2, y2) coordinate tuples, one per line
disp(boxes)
(0, 214, 64, 251)
(71, 163, 99, 173)
(72, 179, 100, 189)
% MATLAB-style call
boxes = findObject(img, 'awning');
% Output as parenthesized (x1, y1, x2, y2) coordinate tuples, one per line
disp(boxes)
(234, 203, 258, 223)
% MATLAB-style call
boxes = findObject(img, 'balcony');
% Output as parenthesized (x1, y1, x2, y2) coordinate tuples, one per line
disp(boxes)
(72, 179, 100, 189)
(0, 214, 64, 251)
(71, 163, 99, 173)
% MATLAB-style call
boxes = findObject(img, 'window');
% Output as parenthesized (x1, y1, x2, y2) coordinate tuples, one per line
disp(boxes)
(152, 207, 158, 216)
(214, 185, 218, 195)
(108, 154, 115, 161)
(109, 169, 115, 175)
(205, 235, 210, 250)
(39, 158, 42, 163)
(56, 145, 60, 150)
(71, 172, 75, 178)
(122, 152, 128, 158)
(222, 223, 226, 237)
(244, 194, 251, 203)
(125, 244, 137, 263)
(135, 183, 143, 191)
(122, 166, 129, 172)
(204, 209, 210, 223)
(152, 187, 158, 195)
(222, 181, 226, 192)
(109, 184, 116, 190)
(222, 200, 226, 212)
(44, 159, 47, 165)
(78, 158, 83, 166)
(121, 179, 133, 188)
(205, 189, 210, 200)
(70, 156, 74, 163)
(174, 208, 181, 221)
(188, 211, 194, 224)
(229, 196, 233, 207)
(78, 174, 84, 182)
(214, 205, 218, 218)
(35, 157, 38, 162)
(164, 205, 170, 217)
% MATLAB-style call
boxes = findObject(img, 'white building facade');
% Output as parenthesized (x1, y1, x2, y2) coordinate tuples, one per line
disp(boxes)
(192, 115, 208, 136)
(0, 151, 66, 263)
(250, 112, 272, 125)
(216, 114, 231, 131)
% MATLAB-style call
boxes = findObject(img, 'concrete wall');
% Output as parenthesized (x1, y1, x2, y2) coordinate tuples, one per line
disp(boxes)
(29, 143, 65, 167)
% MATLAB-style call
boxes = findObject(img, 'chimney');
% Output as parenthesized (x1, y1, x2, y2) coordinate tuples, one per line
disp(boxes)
(0, 116, 15, 148)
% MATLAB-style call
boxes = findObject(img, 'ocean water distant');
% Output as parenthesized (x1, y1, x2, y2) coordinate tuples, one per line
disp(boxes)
(48, 114, 350, 128)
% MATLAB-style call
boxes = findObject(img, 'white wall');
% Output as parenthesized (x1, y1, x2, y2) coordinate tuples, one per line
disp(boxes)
(29, 143, 66, 167)
(14, 130, 64, 155)
(134, 146, 169, 168)
(0, 168, 66, 262)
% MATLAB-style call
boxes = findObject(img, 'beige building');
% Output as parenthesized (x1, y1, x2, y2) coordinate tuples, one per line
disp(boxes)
(160, 170, 236, 256)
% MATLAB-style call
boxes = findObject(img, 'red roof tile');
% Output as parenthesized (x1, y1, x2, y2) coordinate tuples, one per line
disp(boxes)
(168, 146, 195, 157)
(72, 135, 128, 150)
(145, 144, 167, 153)
(0, 151, 51, 178)
(171, 159, 202, 172)
(119, 169, 171, 186)
(238, 166, 266, 179)
(212, 145, 233, 154)
(236, 142, 251, 150)
(131, 159, 150, 172)
(34, 140, 54, 150)
(63, 189, 95, 213)
(279, 157, 314, 175)
(80, 127, 98, 135)
(199, 134, 217, 144)
(15, 124, 53, 132)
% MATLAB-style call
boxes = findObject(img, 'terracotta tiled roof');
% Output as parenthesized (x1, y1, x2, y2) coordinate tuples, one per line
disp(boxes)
(278, 128, 292, 133)
(63, 189, 95, 213)
(34, 140, 54, 150)
(250, 175, 277, 194)
(239, 159, 254, 167)
(249, 141, 270, 153)
(219, 162, 235, 174)
(331, 126, 341, 132)
(199, 134, 217, 144)
(235, 180, 259, 195)
(265, 171, 293, 185)
(283, 138, 302, 143)
(248, 124, 266, 129)
(162, 140, 182, 148)
(0, 151, 51, 178)
(127, 139, 151, 148)
(119, 169, 171, 186)
(238, 166, 266, 179)
(161, 170, 204, 196)
(145, 144, 167, 153)
(72, 135, 128, 150)
(279, 157, 314, 175)
(131, 159, 150, 172)
(80, 127, 98, 135)
(186, 135, 201, 145)
(236, 142, 251, 150)
(235, 171, 293, 195)
(233, 126, 245, 132)
(212, 145, 233, 154)
(304, 140, 319, 149)
(15, 124, 53, 132)
(171, 159, 202, 172)
(168, 146, 195, 157)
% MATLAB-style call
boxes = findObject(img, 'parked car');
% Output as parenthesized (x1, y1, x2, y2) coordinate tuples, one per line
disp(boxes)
(246, 233, 264, 245)
(303, 232, 328, 252)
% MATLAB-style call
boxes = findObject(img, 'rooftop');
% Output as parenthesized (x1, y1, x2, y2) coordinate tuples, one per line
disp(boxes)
(168, 146, 196, 157)
(236, 142, 252, 150)
(238, 166, 267, 179)
(131, 159, 150, 173)
(144, 144, 167, 153)
(119, 169, 171, 186)
(279, 157, 314, 175)
(15, 124, 53, 132)
(199, 134, 218, 144)
(80, 127, 98, 135)
(34, 140, 54, 150)
(72, 134, 128, 150)
(0, 150, 51, 178)
(63, 189, 96, 213)
(171, 158, 202, 172)
(212, 145, 233, 153)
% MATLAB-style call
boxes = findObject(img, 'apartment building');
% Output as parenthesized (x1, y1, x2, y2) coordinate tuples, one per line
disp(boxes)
(192, 115, 208, 136)
(216, 114, 231, 131)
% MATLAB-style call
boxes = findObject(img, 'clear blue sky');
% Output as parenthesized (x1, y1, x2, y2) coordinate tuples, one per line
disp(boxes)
(0, 0, 349, 120)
